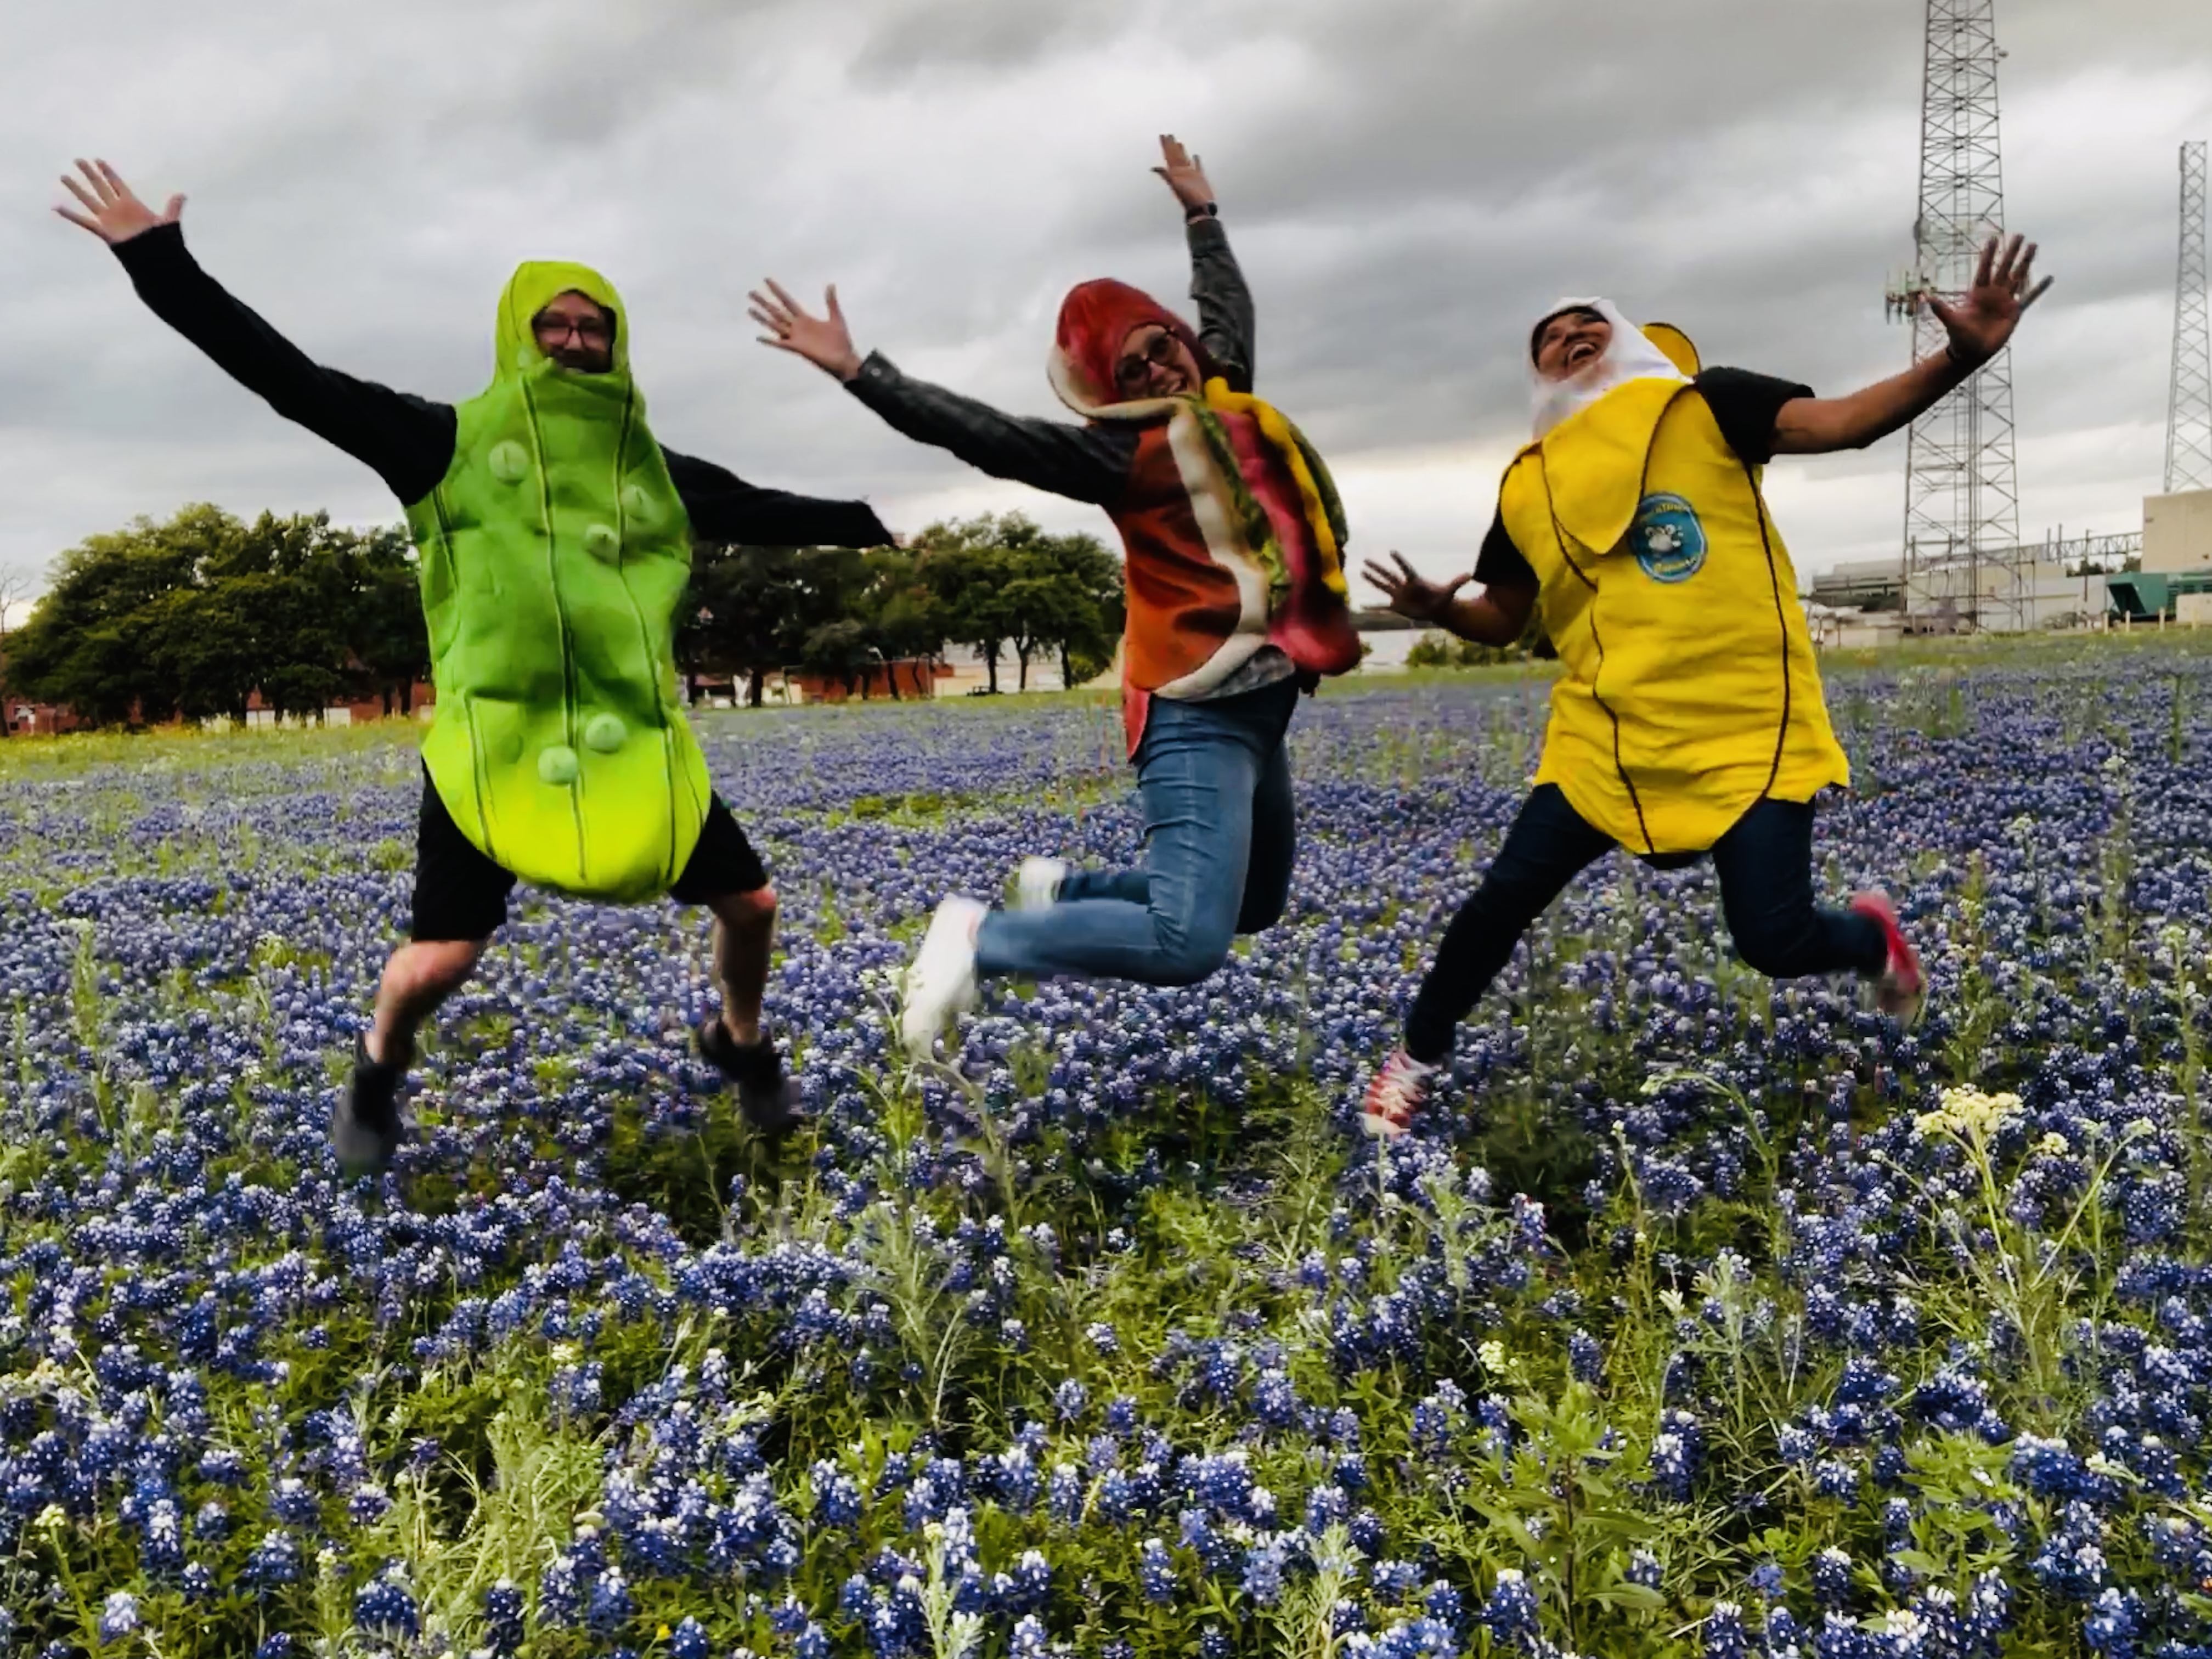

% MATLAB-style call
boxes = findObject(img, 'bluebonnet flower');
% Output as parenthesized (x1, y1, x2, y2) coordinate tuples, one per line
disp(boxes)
(1702, 1600, 1750, 1659)
(1484, 1568, 1542, 1652)
(1422, 1582, 1464, 1634)
(1306, 1483, 1348, 1534)
(1242, 1532, 1294, 1606)
(97, 1590, 139, 1645)
(269, 1476, 319, 1527)
(355, 1570, 420, 1638)
(1370, 1560, 1423, 1599)
(1810, 1547, 1855, 1607)
(1138, 1537, 1178, 1604)
(1047, 1463, 1085, 1525)
(2083, 1587, 2139, 1658)
(243, 1528, 301, 1588)
(346, 1482, 391, 1525)
(814, 1459, 864, 1527)
(481, 1580, 527, 1656)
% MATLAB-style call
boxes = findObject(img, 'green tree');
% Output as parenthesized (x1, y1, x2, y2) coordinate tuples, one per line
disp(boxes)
(1030, 528, 1122, 689)
(680, 544, 882, 706)
(337, 527, 430, 715)
(910, 514, 1122, 693)
(7, 505, 424, 729)
(853, 547, 945, 697)
(4, 503, 233, 726)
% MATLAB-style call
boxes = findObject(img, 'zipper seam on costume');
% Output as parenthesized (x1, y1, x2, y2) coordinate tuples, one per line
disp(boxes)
(1543, 473, 1652, 856)
(520, 376, 588, 883)
(1746, 456, 1792, 801)
(433, 488, 499, 863)
(608, 385, 684, 886)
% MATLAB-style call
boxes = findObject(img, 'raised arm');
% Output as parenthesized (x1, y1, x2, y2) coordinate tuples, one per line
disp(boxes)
(56, 160, 454, 504)
(747, 281, 1133, 507)
(1153, 134, 1252, 390)
(661, 449, 891, 549)
(1774, 234, 2052, 456)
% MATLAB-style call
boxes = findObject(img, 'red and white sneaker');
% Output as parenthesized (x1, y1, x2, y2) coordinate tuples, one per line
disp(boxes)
(1359, 1049, 1438, 1139)
(1849, 891, 1926, 1027)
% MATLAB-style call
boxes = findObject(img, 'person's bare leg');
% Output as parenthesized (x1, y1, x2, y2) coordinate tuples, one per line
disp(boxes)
(707, 885, 777, 1047)
(368, 939, 486, 1068)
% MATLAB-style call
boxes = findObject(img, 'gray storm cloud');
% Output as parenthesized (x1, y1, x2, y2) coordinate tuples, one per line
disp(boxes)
(2, 0, 2208, 607)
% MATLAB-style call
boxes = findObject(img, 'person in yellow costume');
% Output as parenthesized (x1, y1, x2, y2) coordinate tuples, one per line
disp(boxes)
(1358, 235, 2050, 1139)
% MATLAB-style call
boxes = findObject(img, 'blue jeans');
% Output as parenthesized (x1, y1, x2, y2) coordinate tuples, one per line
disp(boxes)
(1402, 783, 1887, 1063)
(974, 679, 1300, 986)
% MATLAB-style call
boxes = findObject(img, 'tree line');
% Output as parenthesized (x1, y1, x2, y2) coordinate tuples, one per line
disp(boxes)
(0, 505, 1124, 729)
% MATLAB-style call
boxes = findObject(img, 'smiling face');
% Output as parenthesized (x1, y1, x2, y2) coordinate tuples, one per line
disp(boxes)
(1532, 308, 1612, 382)
(1113, 323, 1203, 399)
(532, 290, 617, 373)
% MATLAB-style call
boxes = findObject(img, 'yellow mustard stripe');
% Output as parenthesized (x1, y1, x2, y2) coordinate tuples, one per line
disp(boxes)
(1203, 380, 1350, 599)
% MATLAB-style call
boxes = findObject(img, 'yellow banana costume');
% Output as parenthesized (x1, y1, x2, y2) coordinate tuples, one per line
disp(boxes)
(1499, 317, 1847, 856)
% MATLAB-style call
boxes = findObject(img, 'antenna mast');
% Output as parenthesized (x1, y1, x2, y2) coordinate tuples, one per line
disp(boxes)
(2167, 140, 2212, 495)
(1888, 0, 2025, 631)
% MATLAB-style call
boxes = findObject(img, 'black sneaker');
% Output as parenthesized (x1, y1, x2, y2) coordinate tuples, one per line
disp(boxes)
(697, 1020, 806, 1133)
(334, 1034, 407, 1177)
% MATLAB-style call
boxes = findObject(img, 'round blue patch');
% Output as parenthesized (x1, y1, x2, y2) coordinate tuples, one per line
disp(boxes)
(1631, 492, 1707, 584)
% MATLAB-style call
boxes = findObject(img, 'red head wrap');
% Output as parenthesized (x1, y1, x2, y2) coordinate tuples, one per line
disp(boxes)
(1048, 279, 1211, 416)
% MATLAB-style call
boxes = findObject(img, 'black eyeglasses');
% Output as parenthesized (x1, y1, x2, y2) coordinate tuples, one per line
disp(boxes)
(534, 314, 612, 346)
(1114, 329, 1183, 391)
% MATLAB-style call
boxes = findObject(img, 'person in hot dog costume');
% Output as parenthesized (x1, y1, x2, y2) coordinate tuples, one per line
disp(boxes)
(751, 136, 1361, 1057)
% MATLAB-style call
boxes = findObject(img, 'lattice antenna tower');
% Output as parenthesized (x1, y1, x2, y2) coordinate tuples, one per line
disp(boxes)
(2168, 141, 2212, 494)
(1885, 0, 2027, 631)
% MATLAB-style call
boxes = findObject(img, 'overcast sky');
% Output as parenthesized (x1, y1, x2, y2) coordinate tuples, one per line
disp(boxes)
(4, 0, 2209, 622)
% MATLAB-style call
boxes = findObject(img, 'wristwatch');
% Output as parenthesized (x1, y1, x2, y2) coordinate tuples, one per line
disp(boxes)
(1185, 202, 1220, 223)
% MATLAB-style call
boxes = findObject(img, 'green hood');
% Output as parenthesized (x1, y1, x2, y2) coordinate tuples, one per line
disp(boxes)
(494, 259, 631, 379)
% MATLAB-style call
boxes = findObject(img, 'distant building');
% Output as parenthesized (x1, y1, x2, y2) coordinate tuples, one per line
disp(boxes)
(2145, 488, 2212, 573)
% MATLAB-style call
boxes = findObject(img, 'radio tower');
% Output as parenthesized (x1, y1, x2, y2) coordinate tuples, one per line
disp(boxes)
(1885, 0, 2024, 631)
(2167, 141, 2212, 495)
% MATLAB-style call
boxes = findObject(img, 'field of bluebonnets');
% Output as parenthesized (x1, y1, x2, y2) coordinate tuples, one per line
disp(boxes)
(7, 639, 2212, 1659)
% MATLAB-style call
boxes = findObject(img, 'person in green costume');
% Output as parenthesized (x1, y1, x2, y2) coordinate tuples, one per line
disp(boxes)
(59, 159, 893, 1173)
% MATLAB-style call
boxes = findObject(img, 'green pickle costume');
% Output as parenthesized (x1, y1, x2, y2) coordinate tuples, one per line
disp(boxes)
(404, 262, 713, 902)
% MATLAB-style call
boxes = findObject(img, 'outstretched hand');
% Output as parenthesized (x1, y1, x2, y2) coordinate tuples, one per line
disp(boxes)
(1152, 134, 1216, 213)
(1927, 233, 2052, 370)
(748, 280, 863, 382)
(1363, 552, 1471, 625)
(55, 159, 183, 245)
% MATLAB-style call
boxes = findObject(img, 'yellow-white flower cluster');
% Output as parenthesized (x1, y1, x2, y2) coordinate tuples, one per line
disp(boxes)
(1914, 1085, 2025, 1142)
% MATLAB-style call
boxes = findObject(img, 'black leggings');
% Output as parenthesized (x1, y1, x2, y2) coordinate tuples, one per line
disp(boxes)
(1402, 784, 1887, 1064)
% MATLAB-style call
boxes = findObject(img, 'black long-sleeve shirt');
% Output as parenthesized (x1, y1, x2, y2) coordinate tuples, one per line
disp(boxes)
(109, 223, 891, 548)
(842, 216, 1255, 507)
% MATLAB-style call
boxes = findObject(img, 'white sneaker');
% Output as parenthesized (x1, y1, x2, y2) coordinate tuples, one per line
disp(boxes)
(900, 896, 986, 1058)
(1013, 856, 1070, 911)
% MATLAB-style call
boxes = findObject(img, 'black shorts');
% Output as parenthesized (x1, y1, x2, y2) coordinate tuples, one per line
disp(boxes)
(410, 769, 769, 942)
